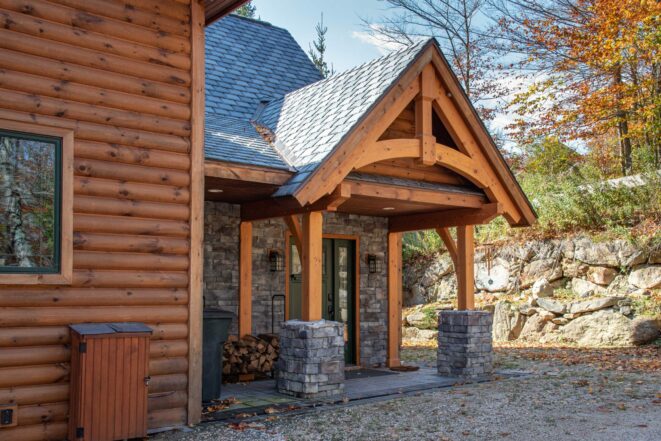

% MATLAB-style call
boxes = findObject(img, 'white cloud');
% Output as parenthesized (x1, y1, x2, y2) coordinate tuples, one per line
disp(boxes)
(351, 25, 405, 55)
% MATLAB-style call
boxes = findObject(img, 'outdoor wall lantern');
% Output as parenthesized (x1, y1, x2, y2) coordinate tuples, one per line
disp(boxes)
(367, 254, 381, 274)
(269, 250, 284, 272)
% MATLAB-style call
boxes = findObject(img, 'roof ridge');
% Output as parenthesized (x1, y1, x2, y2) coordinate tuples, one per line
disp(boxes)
(269, 38, 434, 103)
(226, 13, 278, 29)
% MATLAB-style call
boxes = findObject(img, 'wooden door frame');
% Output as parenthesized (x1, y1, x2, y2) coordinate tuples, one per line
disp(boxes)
(285, 232, 361, 366)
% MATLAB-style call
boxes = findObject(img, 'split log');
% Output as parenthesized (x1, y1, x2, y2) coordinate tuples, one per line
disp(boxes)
(74, 157, 190, 187)
(0, 8, 190, 70)
(74, 214, 190, 238)
(147, 407, 187, 430)
(74, 141, 191, 171)
(72, 269, 188, 288)
(0, 29, 190, 86)
(74, 176, 190, 204)
(148, 390, 187, 411)
(73, 232, 189, 254)
(149, 357, 188, 376)
(0, 383, 69, 406)
(2, 0, 191, 53)
(0, 364, 69, 387)
(0, 306, 189, 327)
(125, 0, 190, 22)
(222, 334, 280, 379)
(0, 88, 191, 137)
(0, 288, 188, 308)
(73, 196, 190, 221)
(73, 251, 189, 271)
(148, 373, 187, 393)
(17, 402, 69, 425)
(0, 421, 67, 441)
(0, 48, 190, 103)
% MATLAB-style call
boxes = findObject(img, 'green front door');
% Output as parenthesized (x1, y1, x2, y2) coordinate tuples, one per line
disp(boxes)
(289, 238, 356, 364)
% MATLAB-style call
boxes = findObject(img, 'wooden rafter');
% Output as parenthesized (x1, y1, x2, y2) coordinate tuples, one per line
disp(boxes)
(388, 203, 501, 233)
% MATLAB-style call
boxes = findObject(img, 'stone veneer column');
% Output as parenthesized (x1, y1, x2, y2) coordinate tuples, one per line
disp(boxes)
(437, 310, 493, 379)
(277, 320, 345, 398)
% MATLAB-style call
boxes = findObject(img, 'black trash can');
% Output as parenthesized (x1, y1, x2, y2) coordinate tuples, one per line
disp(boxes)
(202, 309, 233, 402)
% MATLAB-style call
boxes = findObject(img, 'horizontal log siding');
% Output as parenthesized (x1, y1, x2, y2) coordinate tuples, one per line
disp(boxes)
(0, 0, 197, 437)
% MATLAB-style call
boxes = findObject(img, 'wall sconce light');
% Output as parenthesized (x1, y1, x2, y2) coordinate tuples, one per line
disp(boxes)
(269, 250, 284, 272)
(367, 254, 381, 274)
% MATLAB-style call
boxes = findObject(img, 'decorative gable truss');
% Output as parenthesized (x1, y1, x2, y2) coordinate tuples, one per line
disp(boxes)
(291, 44, 536, 230)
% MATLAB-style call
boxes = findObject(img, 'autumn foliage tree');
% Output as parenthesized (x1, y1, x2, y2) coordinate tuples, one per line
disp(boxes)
(493, 0, 660, 175)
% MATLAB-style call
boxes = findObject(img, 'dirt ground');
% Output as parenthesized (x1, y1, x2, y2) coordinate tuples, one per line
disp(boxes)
(154, 342, 661, 441)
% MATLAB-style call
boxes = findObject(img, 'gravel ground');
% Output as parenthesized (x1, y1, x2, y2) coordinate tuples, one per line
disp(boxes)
(154, 344, 661, 441)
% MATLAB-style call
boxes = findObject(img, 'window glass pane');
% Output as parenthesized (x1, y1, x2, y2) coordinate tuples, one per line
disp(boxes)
(0, 130, 60, 273)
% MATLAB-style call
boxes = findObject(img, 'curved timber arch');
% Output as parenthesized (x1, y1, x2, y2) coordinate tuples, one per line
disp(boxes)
(353, 138, 492, 190)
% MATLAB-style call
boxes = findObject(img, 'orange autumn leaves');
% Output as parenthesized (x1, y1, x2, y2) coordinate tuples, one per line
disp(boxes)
(507, 0, 660, 148)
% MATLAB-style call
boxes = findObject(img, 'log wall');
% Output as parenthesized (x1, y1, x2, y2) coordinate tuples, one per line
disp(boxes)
(0, 0, 200, 438)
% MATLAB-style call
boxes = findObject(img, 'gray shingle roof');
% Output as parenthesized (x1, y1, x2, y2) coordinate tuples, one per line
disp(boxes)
(205, 116, 291, 170)
(204, 15, 322, 167)
(256, 39, 434, 196)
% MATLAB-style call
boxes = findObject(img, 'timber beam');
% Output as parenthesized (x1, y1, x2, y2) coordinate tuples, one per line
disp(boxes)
(284, 215, 302, 255)
(456, 225, 475, 310)
(240, 184, 350, 221)
(387, 232, 402, 367)
(388, 203, 501, 233)
(346, 179, 486, 209)
(436, 227, 458, 265)
(239, 221, 252, 337)
(205, 160, 293, 185)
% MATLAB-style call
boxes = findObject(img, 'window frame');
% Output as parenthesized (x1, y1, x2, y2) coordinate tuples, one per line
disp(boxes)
(0, 119, 73, 285)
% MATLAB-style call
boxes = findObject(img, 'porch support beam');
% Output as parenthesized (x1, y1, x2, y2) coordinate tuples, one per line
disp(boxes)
(284, 215, 302, 256)
(301, 211, 323, 321)
(436, 227, 457, 265)
(456, 225, 475, 310)
(239, 221, 252, 337)
(388, 203, 501, 233)
(387, 232, 402, 367)
(241, 184, 350, 222)
(416, 64, 437, 166)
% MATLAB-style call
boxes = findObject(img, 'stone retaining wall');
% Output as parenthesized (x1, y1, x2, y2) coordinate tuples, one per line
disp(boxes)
(405, 236, 660, 304)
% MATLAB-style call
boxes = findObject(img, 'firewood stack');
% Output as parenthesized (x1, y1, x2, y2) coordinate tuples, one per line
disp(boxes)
(222, 333, 280, 380)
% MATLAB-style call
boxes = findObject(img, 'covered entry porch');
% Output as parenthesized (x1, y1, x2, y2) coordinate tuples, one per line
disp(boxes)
(201, 38, 535, 400)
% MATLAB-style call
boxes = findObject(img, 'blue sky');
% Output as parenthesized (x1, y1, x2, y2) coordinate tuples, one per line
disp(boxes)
(251, 0, 392, 71)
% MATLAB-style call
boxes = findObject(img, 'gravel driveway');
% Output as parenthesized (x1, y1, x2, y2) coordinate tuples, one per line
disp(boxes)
(154, 344, 661, 441)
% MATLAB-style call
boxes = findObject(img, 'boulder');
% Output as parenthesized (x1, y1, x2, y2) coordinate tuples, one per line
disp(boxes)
(402, 327, 438, 343)
(475, 259, 510, 292)
(557, 310, 660, 346)
(587, 266, 618, 286)
(571, 278, 605, 297)
(536, 298, 566, 315)
(573, 239, 619, 267)
(519, 311, 554, 339)
(420, 256, 454, 286)
(531, 278, 554, 298)
(562, 260, 589, 278)
(435, 276, 458, 301)
(519, 305, 539, 316)
(568, 296, 619, 314)
(493, 301, 526, 341)
(628, 265, 661, 289)
(552, 317, 569, 325)
(520, 258, 563, 288)
(649, 248, 661, 264)
(405, 311, 434, 329)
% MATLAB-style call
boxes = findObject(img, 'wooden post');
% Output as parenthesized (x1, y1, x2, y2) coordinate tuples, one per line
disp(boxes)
(301, 212, 323, 321)
(415, 64, 437, 166)
(239, 221, 253, 337)
(187, 0, 205, 426)
(387, 232, 402, 367)
(456, 225, 475, 310)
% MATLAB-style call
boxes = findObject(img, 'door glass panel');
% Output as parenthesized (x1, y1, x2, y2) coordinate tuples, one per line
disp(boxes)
(337, 246, 348, 323)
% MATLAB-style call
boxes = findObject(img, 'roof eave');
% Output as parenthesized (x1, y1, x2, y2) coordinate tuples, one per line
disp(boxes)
(204, 0, 249, 26)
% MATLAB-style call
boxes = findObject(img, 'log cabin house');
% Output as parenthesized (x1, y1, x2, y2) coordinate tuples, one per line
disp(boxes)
(0, 1, 535, 440)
